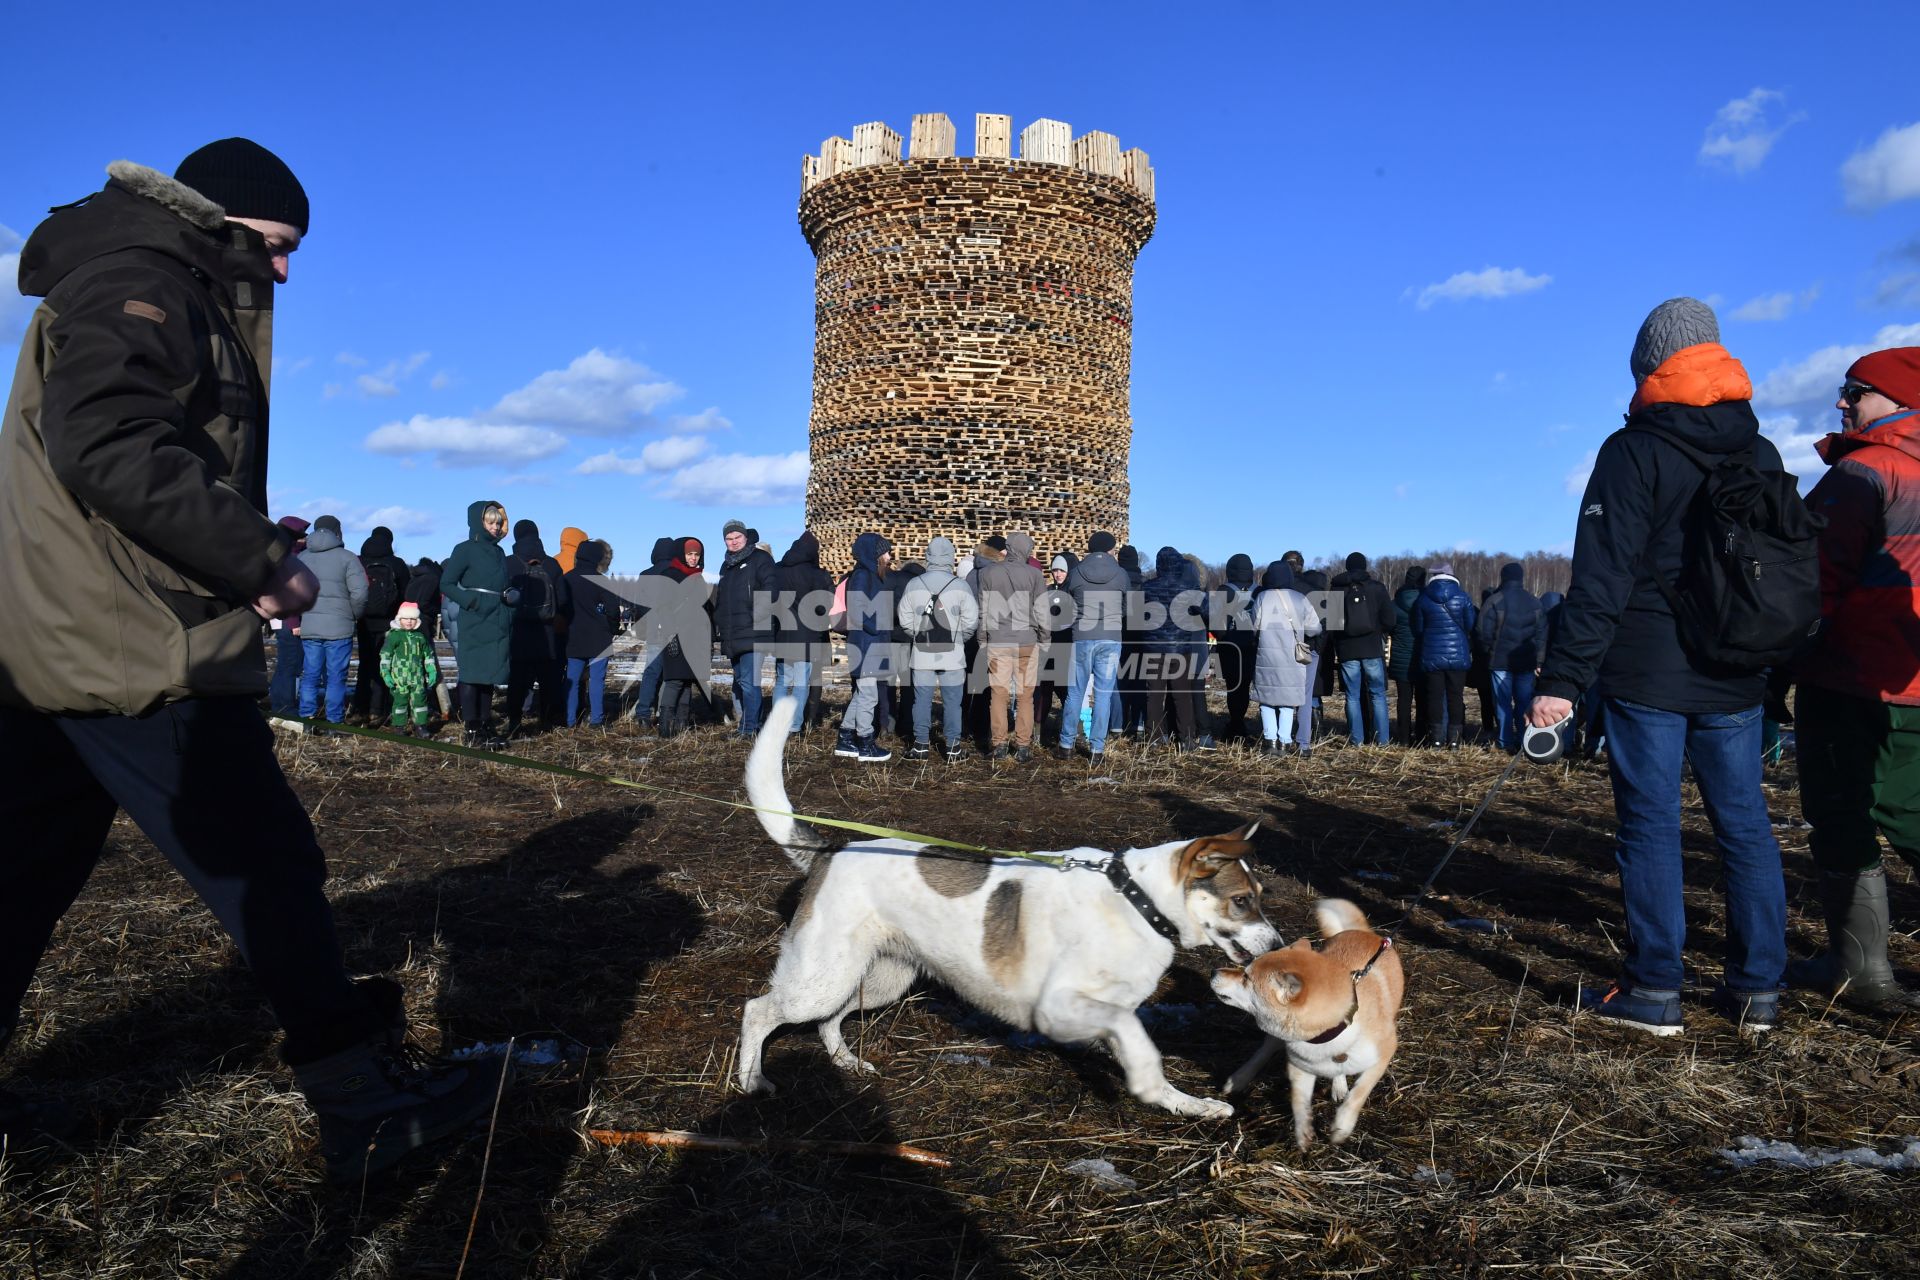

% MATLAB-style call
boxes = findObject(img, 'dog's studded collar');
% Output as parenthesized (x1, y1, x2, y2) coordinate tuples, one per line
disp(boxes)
(1094, 855, 1184, 946)
(1304, 936, 1393, 1045)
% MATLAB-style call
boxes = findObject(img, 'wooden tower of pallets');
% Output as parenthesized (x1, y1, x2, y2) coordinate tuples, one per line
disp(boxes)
(799, 113, 1156, 576)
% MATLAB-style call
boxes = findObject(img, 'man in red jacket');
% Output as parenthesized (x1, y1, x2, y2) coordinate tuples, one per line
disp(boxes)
(1787, 346, 1920, 1010)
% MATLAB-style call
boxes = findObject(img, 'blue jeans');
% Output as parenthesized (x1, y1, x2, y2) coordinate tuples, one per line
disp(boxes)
(1340, 656, 1389, 745)
(1489, 669, 1537, 751)
(1060, 639, 1120, 751)
(298, 637, 352, 722)
(912, 668, 965, 744)
(566, 656, 608, 725)
(731, 648, 768, 734)
(1603, 697, 1786, 996)
(773, 657, 811, 732)
(634, 648, 666, 722)
(270, 627, 303, 714)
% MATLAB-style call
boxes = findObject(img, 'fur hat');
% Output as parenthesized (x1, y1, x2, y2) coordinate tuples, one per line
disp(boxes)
(1846, 347, 1920, 410)
(1427, 561, 1454, 577)
(1630, 297, 1719, 385)
(394, 601, 421, 622)
(174, 137, 310, 234)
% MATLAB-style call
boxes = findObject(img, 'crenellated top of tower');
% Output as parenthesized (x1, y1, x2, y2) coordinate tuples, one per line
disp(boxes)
(801, 113, 1154, 202)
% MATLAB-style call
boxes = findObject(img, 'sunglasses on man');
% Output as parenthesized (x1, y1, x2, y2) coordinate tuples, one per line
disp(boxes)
(1839, 382, 1878, 406)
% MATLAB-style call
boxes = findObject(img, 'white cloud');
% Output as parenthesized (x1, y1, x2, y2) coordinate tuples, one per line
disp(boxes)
(336, 351, 368, 367)
(1729, 284, 1819, 323)
(1414, 266, 1551, 309)
(1753, 321, 1920, 407)
(489, 349, 684, 434)
(1699, 88, 1801, 174)
(1842, 121, 1920, 211)
(1565, 450, 1598, 496)
(285, 499, 439, 539)
(1759, 414, 1826, 482)
(430, 370, 453, 391)
(661, 451, 809, 506)
(364, 414, 568, 467)
(575, 434, 712, 476)
(668, 406, 733, 433)
(0, 226, 29, 339)
(271, 355, 313, 379)
(356, 373, 400, 397)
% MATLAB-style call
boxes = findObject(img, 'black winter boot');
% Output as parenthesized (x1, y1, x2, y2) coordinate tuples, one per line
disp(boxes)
(293, 1037, 509, 1184)
(1786, 867, 1912, 1009)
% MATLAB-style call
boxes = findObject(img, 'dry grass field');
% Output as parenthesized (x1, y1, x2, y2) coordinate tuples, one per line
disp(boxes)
(2, 696, 1916, 1279)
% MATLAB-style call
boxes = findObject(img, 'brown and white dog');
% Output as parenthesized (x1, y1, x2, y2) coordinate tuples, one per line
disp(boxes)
(737, 696, 1282, 1118)
(1210, 899, 1403, 1150)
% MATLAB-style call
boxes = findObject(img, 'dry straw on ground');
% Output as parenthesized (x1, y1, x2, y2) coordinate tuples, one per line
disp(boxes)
(2, 699, 1916, 1278)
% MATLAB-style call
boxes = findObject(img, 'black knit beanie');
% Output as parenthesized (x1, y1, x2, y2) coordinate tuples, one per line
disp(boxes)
(1087, 530, 1117, 554)
(175, 138, 309, 234)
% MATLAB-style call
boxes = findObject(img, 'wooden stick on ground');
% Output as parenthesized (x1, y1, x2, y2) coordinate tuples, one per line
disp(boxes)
(586, 1128, 952, 1168)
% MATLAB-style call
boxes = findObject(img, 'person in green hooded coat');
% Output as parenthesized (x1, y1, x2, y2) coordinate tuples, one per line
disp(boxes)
(441, 500, 514, 747)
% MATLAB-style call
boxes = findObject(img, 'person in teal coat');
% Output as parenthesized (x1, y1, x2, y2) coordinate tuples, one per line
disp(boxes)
(441, 499, 515, 747)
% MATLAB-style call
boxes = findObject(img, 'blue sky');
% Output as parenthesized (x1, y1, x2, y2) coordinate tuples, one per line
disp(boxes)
(5, 1, 1918, 571)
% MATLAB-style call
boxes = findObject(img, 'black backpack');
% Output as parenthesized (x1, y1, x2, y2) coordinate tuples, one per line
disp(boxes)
(363, 560, 401, 616)
(915, 580, 963, 654)
(1627, 429, 1825, 671)
(1342, 579, 1381, 637)
(516, 556, 557, 621)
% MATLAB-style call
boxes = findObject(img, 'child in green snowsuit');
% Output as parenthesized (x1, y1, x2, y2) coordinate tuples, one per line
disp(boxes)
(381, 602, 440, 734)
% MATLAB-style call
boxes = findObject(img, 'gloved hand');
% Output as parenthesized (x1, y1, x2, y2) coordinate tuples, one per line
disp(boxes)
(502, 587, 522, 607)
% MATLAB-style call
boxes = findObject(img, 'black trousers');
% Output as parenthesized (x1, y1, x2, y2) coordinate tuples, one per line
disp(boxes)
(507, 656, 566, 726)
(1423, 669, 1468, 744)
(1218, 637, 1253, 734)
(1394, 675, 1425, 745)
(460, 681, 495, 728)
(348, 620, 393, 720)
(0, 698, 380, 1064)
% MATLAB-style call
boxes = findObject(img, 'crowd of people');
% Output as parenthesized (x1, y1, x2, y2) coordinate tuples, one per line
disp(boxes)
(2, 140, 1916, 1192)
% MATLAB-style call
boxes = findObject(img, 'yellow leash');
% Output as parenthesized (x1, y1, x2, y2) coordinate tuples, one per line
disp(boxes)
(281, 717, 1052, 864)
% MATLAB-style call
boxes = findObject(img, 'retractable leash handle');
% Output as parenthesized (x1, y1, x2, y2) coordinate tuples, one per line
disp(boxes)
(1522, 715, 1574, 765)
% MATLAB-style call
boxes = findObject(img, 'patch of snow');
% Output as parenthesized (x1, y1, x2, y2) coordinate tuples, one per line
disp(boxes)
(1065, 1157, 1137, 1190)
(1721, 1135, 1920, 1171)
(1413, 1164, 1455, 1186)
(933, 1052, 994, 1067)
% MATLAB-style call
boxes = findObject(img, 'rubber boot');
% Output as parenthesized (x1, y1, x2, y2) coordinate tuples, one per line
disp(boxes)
(1786, 867, 1910, 1009)
(293, 1036, 509, 1184)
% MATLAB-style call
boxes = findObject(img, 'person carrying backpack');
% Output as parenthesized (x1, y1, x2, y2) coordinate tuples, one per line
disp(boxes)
(348, 525, 411, 724)
(504, 519, 570, 737)
(1534, 297, 1815, 1037)
(898, 536, 980, 760)
(1476, 561, 1545, 752)
(1330, 552, 1393, 746)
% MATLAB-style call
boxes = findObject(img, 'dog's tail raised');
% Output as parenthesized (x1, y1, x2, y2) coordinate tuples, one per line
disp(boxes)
(1315, 898, 1371, 938)
(745, 696, 833, 872)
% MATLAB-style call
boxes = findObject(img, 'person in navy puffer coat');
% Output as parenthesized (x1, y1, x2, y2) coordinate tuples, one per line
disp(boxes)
(1476, 562, 1546, 752)
(1411, 562, 1477, 747)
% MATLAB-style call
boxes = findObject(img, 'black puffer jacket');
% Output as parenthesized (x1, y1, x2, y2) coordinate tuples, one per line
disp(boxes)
(1141, 547, 1204, 650)
(508, 528, 570, 661)
(1476, 566, 1545, 673)
(773, 532, 833, 648)
(714, 530, 777, 658)
(564, 540, 622, 662)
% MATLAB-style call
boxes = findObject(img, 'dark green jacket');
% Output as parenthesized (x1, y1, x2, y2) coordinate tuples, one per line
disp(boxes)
(0, 162, 294, 714)
(441, 501, 511, 685)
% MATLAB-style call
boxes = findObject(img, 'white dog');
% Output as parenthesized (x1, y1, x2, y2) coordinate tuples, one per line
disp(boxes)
(736, 697, 1281, 1118)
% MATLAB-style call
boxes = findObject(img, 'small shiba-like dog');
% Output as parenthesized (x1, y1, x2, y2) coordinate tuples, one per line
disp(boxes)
(1210, 899, 1403, 1150)
(737, 696, 1282, 1118)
